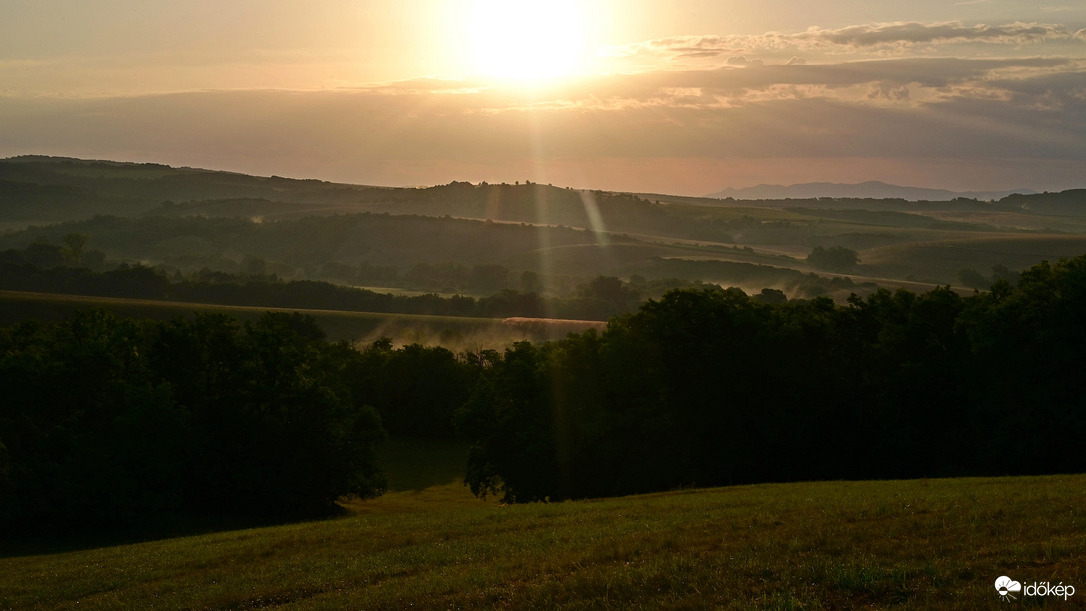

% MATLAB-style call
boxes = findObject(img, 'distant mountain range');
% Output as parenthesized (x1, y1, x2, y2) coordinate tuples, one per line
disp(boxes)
(706, 181, 1037, 202)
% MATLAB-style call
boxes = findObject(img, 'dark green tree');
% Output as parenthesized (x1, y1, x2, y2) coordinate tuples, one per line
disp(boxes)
(808, 245, 859, 271)
(457, 342, 558, 502)
(62, 232, 88, 266)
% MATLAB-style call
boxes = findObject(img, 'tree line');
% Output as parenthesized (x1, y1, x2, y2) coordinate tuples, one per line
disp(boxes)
(0, 311, 506, 542)
(0, 242, 680, 321)
(458, 256, 1086, 502)
(0, 305, 522, 542)
(0, 311, 398, 540)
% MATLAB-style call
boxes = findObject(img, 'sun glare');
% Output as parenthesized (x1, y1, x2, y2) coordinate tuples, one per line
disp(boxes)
(466, 0, 587, 81)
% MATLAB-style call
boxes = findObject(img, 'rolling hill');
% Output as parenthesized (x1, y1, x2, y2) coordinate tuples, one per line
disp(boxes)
(2, 438, 1082, 609)
(706, 180, 1035, 201)
(3, 155, 1085, 299)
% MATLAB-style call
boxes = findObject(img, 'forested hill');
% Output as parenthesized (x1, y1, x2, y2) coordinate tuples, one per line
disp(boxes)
(0, 156, 672, 226)
(643, 188, 1086, 215)
(3, 156, 1084, 227)
(0, 156, 394, 222)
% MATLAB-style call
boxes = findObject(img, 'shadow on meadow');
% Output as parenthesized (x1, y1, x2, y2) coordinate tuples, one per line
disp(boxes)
(0, 502, 352, 560)
(0, 437, 470, 559)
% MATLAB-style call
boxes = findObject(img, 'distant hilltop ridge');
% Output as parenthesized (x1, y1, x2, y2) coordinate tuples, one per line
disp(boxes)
(707, 181, 1037, 202)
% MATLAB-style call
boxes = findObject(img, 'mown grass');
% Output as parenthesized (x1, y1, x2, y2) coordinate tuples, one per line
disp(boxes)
(2, 436, 1083, 610)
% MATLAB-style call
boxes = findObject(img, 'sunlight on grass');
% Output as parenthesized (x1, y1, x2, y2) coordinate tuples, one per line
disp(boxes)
(2, 471, 1084, 609)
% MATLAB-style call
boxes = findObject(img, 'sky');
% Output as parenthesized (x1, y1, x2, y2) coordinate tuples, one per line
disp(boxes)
(1, 0, 1084, 195)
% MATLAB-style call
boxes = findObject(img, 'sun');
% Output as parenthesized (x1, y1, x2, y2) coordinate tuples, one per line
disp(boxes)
(466, 0, 587, 81)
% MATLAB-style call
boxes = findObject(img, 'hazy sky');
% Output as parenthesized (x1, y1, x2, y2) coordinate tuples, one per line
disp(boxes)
(2, 0, 1084, 195)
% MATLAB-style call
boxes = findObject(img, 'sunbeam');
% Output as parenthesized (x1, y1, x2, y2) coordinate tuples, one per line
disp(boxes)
(578, 189, 610, 247)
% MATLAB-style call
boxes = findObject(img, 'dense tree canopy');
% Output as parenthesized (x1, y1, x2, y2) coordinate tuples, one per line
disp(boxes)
(807, 245, 860, 271)
(0, 311, 387, 537)
(459, 256, 1086, 502)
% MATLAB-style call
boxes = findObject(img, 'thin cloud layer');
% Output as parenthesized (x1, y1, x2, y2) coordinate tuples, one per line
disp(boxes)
(798, 21, 1069, 48)
(601, 20, 1083, 66)
(2, 18, 1083, 194)
(4, 54, 1081, 185)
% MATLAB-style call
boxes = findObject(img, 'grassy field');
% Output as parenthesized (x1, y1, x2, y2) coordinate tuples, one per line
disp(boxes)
(2, 437, 1083, 610)
(0, 290, 602, 349)
(860, 234, 1086, 284)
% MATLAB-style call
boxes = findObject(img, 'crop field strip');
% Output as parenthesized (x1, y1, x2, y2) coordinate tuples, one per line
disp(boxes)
(0, 290, 599, 347)
(860, 234, 1086, 262)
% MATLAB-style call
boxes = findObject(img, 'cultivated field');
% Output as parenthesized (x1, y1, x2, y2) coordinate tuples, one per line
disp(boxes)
(0, 290, 602, 349)
(2, 438, 1082, 609)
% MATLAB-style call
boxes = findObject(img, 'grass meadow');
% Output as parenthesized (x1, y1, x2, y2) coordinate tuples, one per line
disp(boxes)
(858, 234, 1086, 284)
(1, 437, 1083, 610)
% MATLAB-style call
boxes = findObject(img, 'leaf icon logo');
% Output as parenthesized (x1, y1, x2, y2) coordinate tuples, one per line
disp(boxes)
(995, 576, 1022, 600)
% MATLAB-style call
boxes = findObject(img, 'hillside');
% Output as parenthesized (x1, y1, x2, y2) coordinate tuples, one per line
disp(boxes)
(3, 155, 1085, 298)
(706, 180, 1035, 201)
(2, 440, 1082, 609)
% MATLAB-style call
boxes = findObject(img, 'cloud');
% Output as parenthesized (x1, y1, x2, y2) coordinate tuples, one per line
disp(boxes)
(798, 21, 1068, 48)
(599, 21, 1076, 67)
(726, 56, 764, 67)
(866, 83, 911, 101)
(599, 35, 733, 59)
(553, 57, 1078, 111)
